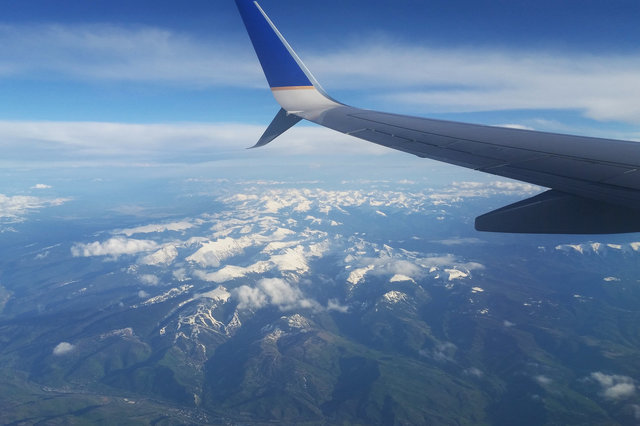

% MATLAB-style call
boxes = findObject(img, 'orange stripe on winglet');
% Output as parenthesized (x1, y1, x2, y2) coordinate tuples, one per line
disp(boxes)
(271, 86, 315, 91)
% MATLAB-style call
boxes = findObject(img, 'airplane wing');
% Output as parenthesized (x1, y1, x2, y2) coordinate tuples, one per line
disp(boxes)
(235, 0, 640, 234)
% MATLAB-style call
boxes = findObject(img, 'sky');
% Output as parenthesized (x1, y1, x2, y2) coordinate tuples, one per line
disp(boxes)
(0, 0, 639, 170)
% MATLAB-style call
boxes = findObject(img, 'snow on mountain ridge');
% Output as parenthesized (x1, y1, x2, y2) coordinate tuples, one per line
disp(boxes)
(195, 261, 273, 283)
(382, 290, 409, 304)
(139, 284, 193, 307)
(141, 244, 178, 265)
(198, 285, 231, 302)
(390, 274, 416, 283)
(117, 221, 194, 237)
(347, 265, 375, 286)
(186, 237, 252, 267)
(72, 183, 501, 334)
(555, 242, 640, 254)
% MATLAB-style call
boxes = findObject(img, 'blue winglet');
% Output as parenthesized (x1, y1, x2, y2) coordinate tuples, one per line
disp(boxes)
(235, 0, 313, 89)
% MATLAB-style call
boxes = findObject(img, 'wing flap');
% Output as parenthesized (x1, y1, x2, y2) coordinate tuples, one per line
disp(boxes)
(475, 190, 640, 234)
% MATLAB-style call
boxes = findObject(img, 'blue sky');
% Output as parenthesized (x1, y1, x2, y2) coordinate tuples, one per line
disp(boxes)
(0, 0, 639, 168)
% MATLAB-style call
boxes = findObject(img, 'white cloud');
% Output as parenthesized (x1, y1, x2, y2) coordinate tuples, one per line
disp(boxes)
(0, 24, 259, 87)
(2, 24, 638, 125)
(431, 342, 457, 362)
(258, 278, 304, 308)
(535, 375, 552, 386)
(464, 367, 484, 378)
(0, 121, 388, 164)
(632, 404, 640, 421)
(71, 237, 158, 258)
(139, 274, 159, 286)
(327, 298, 349, 313)
(590, 372, 637, 400)
(52, 342, 75, 355)
(435, 237, 485, 246)
(603, 383, 636, 400)
(309, 44, 640, 124)
(0, 121, 258, 160)
(31, 183, 52, 189)
(234, 285, 268, 310)
(495, 124, 535, 131)
(374, 259, 422, 278)
(0, 194, 68, 223)
(233, 278, 320, 311)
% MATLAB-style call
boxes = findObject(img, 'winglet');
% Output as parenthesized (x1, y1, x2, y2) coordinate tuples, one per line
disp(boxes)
(235, 0, 340, 146)
(235, 0, 315, 90)
(249, 107, 302, 149)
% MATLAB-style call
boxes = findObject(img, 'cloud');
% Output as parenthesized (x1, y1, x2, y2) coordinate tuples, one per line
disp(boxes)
(0, 121, 257, 161)
(139, 274, 159, 286)
(327, 299, 349, 313)
(632, 405, 640, 421)
(535, 375, 552, 386)
(71, 237, 158, 258)
(434, 237, 485, 246)
(0, 24, 259, 87)
(31, 183, 52, 189)
(309, 43, 640, 124)
(52, 342, 75, 355)
(373, 259, 422, 278)
(464, 368, 484, 378)
(234, 285, 268, 310)
(431, 342, 457, 362)
(233, 278, 320, 311)
(2, 24, 638, 125)
(590, 372, 636, 400)
(0, 194, 68, 223)
(0, 121, 388, 164)
(258, 278, 303, 308)
(495, 124, 535, 131)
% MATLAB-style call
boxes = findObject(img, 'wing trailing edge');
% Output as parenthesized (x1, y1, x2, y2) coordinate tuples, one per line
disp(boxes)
(234, 0, 640, 234)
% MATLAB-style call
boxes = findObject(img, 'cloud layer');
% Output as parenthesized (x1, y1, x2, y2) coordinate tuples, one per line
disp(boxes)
(0, 24, 639, 125)
(0, 120, 389, 163)
(0, 24, 259, 87)
(312, 44, 640, 124)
